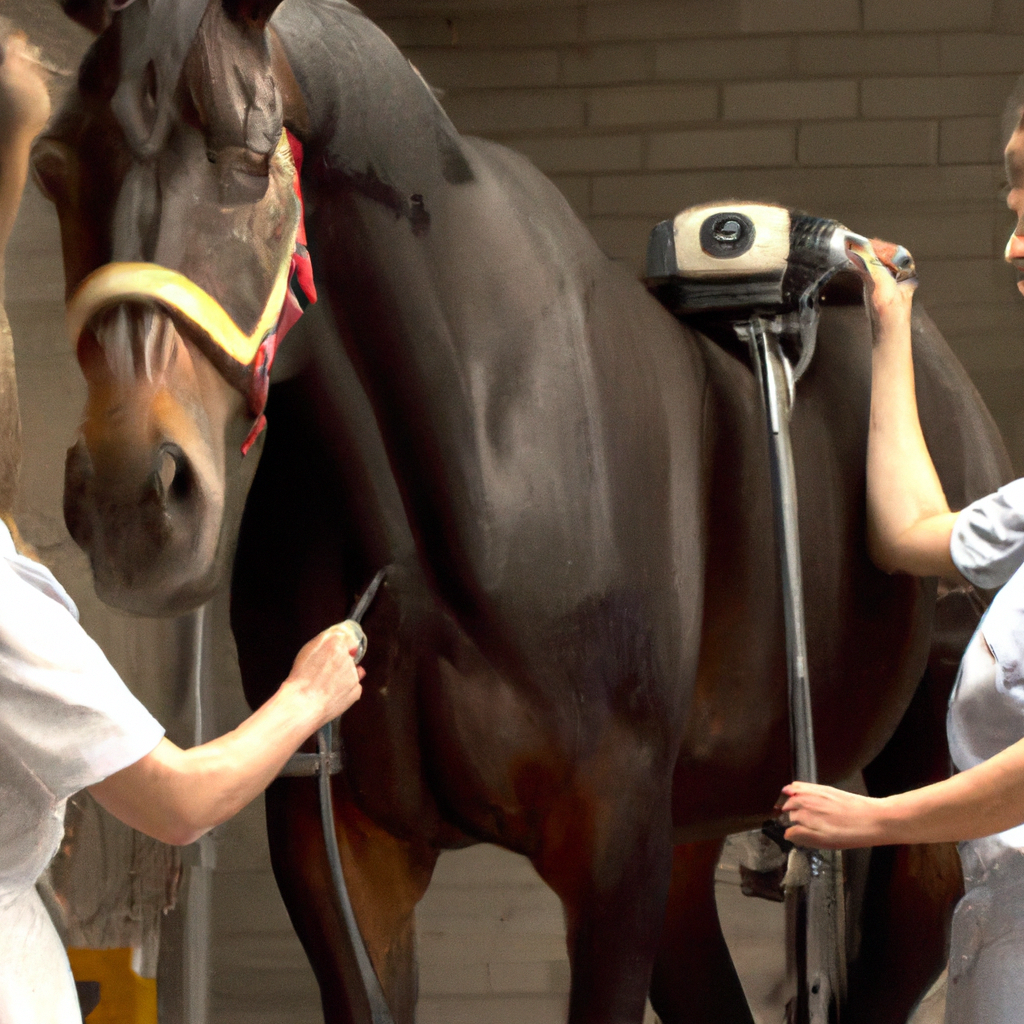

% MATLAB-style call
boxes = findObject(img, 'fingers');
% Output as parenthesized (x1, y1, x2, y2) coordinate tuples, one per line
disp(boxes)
(0, 31, 52, 140)
(784, 824, 844, 851)
(0, 34, 40, 73)
(778, 783, 885, 849)
(847, 237, 891, 284)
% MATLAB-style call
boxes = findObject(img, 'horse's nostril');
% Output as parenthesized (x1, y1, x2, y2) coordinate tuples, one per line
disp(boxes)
(63, 439, 95, 551)
(152, 444, 193, 504)
(157, 449, 176, 495)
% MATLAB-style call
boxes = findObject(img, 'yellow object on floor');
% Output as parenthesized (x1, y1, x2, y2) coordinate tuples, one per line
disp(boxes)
(66, 948, 157, 1024)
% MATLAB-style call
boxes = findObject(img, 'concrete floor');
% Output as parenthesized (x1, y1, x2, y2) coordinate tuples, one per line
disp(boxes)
(206, 802, 948, 1024)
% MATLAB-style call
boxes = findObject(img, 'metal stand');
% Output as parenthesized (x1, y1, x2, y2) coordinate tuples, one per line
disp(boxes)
(739, 317, 846, 1024)
(185, 605, 212, 1024)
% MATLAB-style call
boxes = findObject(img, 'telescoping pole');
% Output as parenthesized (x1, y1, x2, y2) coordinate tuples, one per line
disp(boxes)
(741, 316, 846, 1024)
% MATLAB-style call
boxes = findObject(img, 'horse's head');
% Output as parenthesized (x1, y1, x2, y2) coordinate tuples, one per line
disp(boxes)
(37, 0, 305, 615)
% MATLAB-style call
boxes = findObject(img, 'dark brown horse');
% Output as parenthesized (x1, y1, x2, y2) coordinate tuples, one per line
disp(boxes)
(36, 0, 1009, 1020)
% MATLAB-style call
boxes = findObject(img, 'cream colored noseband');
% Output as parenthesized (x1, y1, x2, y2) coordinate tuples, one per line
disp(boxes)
(65, 129, 300, 369)
(63, 129, 312, 455)
(65, 225, 298, 369)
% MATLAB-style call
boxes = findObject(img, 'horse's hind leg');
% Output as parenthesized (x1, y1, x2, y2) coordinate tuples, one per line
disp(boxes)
(264, 777, 438, 1024)
(649, 839, 756, 1024)
(845, 840, 960, 1023)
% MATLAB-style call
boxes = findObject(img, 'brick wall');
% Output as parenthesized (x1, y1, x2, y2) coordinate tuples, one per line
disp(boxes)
(360, 0, 1024, 467)
(2, 3, 1020, 1022)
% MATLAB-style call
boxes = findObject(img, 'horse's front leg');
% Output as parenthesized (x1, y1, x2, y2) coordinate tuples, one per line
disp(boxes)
(264, 776, 438, 1024)
(649, 839, 756, 1024)
(532, 770, 675, 1024)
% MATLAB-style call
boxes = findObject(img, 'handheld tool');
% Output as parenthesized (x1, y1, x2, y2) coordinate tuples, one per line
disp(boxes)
(648, 202, 914, 386)
(647, 202, 915, 1024)
(279, 567, 394, 1024)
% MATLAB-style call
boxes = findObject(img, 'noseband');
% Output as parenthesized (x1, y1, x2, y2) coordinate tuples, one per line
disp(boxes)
(65, 130, 316, 455)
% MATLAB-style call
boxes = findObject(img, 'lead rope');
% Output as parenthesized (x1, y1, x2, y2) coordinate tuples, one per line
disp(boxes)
(278, 566, 394, 1024)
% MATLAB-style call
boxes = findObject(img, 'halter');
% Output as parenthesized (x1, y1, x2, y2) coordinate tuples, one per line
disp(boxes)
(65, 130, 316, 455)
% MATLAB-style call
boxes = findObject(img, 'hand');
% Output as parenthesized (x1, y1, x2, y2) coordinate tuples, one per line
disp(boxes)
(0, 33, 51, 142)
(780, 782, 892, 849)
(285, 622, 365, 725)
(846, 236, 917, 335)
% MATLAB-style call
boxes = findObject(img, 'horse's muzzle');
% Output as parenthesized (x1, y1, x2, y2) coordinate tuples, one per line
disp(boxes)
(63, 435, 216, 615)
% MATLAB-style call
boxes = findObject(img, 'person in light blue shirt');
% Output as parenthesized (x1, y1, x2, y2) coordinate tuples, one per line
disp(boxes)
(782, 109, 1024, 1022)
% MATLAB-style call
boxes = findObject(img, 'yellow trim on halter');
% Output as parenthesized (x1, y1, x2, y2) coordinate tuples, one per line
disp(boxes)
(66, 249, 294, 367)
(65, 129, 300, 367)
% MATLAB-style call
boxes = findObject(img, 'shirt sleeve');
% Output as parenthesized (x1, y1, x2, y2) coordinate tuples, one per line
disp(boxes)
(951, 478, 1024, 590)
(0, 558, 164, 802)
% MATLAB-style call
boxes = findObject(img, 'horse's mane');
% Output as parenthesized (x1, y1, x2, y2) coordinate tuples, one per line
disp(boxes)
(272, 0, 474, 210)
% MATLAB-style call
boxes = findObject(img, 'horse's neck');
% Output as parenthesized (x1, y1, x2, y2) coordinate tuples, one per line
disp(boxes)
(273, 0, 715, 620)
(273, 0, 470, 199)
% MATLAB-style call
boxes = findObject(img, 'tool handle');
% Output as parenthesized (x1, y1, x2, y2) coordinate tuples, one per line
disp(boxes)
(336, 620, 367, 665)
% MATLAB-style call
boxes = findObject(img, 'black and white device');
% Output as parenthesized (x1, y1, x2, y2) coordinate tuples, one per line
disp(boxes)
(647, 201, 915, 386)
(647, 202, 916, 1024)
(646, 201, 914, 313)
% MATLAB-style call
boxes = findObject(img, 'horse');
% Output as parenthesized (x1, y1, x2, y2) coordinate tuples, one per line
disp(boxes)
(35, 0, 1010, 1020)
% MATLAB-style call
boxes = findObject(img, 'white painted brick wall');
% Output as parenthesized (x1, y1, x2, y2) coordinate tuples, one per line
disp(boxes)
(359, 0, 1024, 467)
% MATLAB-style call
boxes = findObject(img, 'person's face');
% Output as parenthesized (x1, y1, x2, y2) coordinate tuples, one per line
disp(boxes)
(1004, 124, 1024, 295)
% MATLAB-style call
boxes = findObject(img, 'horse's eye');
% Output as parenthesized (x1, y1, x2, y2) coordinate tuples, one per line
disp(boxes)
(209, 147, 271, 206)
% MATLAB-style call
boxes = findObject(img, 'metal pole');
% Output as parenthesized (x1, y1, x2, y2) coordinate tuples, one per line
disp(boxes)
(316, 722, 394, 1024)
(278, 568, 394, 1024)
(742, 317, 846, 1024)
(184, 605, 212, 1024)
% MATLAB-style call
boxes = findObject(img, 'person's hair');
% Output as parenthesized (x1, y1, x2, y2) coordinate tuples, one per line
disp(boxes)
(1003, 74, 1024, 146)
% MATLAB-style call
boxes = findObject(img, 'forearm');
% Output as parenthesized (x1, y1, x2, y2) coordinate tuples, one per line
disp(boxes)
(865, 305, 958, 579)
(91, 623, 362, 844)
(91, 681, 326, 845)
(0, 131, 33, 299)
(878, 739, 1024, 845)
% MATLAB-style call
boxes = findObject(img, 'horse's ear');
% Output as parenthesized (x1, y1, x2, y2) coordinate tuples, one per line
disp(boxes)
(221, 0, 284, 29)
(60, 0, 138, 33)
(60, 0, 112, 33)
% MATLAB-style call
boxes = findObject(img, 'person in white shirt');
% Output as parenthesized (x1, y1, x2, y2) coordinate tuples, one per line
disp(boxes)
(781, 106, 1024, 1022)
(0, 33, 364, 1024)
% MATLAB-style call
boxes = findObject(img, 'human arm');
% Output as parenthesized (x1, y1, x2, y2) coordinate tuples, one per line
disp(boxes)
(780, 735, 1024, 848)
(0, 33, 51, 297)
(88, 623, 364, 846)
(853, 240, 961, 582)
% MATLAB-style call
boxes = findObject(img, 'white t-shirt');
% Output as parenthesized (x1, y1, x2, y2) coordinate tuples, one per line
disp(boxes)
(0, 521, 163, 1022)
(945, 479, 1024, 1024)
(949, 478, 1024, 849)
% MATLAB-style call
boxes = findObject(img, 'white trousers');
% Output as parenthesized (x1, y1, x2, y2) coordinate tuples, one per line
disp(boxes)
(0, 888, 80, 1024)
(946, 839, 1024, 1023)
